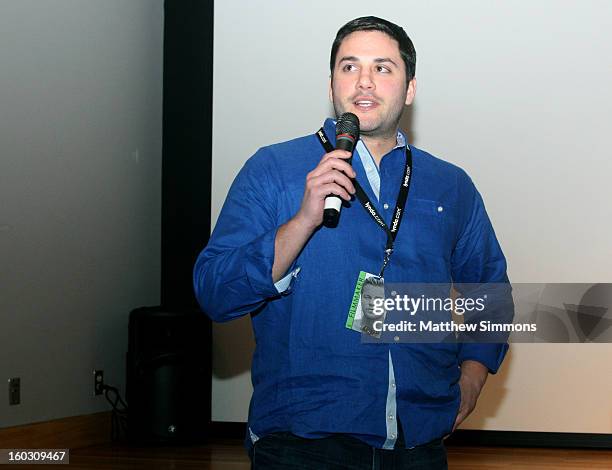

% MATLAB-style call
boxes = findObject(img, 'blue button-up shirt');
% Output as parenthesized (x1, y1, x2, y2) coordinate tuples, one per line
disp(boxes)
(194, 118, 509, 449)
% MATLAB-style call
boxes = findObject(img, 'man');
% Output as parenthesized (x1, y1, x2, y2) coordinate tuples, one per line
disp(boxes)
(359, 275, 386, 338)
(194, 16, 509, 469)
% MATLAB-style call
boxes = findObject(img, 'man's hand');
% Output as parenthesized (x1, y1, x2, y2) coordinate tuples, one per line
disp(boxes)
(272, 150, 356, 282)
(452, 360, 489, 432)
(294, 149, 356, 231)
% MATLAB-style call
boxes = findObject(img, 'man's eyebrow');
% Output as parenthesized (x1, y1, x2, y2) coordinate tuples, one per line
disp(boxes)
(374, 57, 399, 67)
(338, 56, 360, 64)
(338, 56, 399, 68)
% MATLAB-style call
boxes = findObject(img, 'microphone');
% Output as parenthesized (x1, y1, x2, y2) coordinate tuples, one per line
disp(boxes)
(323, 112, 360, 228)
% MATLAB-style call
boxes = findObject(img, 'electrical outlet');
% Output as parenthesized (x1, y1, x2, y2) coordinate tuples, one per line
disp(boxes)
(93, 370, 104, 396)
(9, 377, 20, 405)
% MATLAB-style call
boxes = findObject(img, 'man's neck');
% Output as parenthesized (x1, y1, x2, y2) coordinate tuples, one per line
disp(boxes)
(361, 133, 399, 167)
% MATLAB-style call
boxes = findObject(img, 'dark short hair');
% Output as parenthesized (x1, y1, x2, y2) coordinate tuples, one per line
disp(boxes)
(361, 276, 385, 293)
(330, 16, 417, 84)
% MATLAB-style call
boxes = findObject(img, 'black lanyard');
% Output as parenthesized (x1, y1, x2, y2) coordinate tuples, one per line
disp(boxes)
(315, 128, 413, 277)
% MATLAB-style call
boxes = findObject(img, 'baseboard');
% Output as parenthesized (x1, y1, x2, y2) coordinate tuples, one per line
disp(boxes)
(0, 412, 111, 449)
(208, 422, 612, 449)
(444, 429, 612, 449)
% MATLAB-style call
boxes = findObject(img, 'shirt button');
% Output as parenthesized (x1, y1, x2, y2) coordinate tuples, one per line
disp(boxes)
(394, 336, 400, 342)
(437, 206, 444, 212)
(388, 415, 394, 421)
(383, 203, 389, 209)
(391, 382, 396, 388)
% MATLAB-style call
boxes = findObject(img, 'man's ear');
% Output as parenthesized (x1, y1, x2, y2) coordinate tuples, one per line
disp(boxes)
(405, 77, 417, 106)
(328, 75, 333, 103)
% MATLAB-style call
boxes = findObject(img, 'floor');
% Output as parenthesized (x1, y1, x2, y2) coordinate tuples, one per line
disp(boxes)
(61, 439, 612, 469)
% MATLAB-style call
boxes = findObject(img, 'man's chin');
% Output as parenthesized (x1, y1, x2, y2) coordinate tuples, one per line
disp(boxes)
(332, 109, 390, 139)
(355, 119, 384, 136)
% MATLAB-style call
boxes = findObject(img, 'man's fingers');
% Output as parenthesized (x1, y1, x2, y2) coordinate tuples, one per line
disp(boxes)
(309, 156, 356, 180)
(316, 182, 352, 201)
(321, 149, 352, 161)
(297, 151, 356, 228)
(452, 409, 466, 433)
(307, 171, 356, 196)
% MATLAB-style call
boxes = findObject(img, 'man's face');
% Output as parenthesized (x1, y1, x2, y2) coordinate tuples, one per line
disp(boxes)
(329, 30, 416, 139)
(361, 282, 385, 320)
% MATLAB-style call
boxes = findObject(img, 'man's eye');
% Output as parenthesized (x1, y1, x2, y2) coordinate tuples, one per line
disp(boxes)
(376, 65, 390, 73)
(343, 64, 357, 72)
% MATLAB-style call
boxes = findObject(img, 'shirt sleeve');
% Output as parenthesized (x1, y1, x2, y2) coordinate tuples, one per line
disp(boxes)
(451, 171, 512, 374)
(193, 149, 296, 322)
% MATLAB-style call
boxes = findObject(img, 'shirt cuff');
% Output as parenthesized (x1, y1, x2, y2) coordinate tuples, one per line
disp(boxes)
(274, 267, 301, 294)
(457, 343, 509, 374)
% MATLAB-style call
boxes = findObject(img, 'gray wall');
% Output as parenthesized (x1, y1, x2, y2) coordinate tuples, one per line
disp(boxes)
(1, 0, 163, 427)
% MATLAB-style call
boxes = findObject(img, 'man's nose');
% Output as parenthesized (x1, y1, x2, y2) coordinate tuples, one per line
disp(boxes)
(357, 69, 375, 90)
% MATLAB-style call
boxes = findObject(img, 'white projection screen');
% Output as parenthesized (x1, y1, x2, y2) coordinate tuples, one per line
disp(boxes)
(210, 0, 612, 433)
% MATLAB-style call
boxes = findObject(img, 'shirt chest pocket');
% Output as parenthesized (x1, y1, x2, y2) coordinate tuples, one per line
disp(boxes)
(403, 198, 456, 259)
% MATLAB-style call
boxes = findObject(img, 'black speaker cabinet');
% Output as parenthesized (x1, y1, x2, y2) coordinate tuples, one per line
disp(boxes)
(127, 306, 211, 444)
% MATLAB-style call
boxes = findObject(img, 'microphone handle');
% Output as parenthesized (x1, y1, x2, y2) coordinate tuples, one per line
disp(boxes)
(323, 199, 343, 228)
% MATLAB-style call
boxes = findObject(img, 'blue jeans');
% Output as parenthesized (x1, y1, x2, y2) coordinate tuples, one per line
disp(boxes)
(251, 431, 448, 470)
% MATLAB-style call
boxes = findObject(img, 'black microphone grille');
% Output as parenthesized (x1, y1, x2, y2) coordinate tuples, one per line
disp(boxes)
(336, 112, 360, 139)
